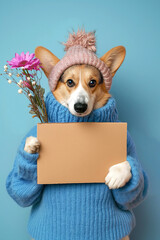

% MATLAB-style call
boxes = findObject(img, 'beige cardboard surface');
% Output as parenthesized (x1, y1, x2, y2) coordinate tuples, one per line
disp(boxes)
(37, 122, 127, 184)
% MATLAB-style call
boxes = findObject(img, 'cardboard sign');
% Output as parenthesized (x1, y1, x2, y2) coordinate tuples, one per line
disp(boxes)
(37, 122, 127, 184)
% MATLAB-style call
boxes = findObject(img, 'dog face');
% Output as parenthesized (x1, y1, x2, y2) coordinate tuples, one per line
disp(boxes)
(35, 46, 125, 116)
(53, 64, 110, 116)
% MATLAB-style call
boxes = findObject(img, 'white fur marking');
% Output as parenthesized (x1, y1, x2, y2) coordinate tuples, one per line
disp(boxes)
(24, 136, 40, 154)
(67, 69, 94, 116)
(105, 161, 132, 189)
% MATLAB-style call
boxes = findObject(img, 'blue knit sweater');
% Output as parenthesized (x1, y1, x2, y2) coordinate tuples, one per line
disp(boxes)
(6, 92, 148, 240)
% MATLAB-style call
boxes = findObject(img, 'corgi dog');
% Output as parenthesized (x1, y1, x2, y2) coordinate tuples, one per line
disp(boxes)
(24, 43, 131, 240)
(24, 45, 132, 192)
(35, 46, 125, 117)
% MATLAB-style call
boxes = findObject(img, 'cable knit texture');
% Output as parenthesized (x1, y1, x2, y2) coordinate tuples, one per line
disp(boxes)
(48, 30, 112, 91)
(6, 91, 149, 240)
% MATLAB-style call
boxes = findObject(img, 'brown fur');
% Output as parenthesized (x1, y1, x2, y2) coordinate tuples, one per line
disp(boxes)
(53, 64, 111, 109)
(35, 45, 126, 112)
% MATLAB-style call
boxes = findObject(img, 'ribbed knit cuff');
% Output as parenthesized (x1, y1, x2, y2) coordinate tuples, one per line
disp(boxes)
(18, 146, 39, 181)
(112, 156, 144, 210)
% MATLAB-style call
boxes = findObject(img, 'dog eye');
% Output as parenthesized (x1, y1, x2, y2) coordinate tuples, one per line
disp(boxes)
(88, 79, 97, 88)
(66, 79, 75, 87)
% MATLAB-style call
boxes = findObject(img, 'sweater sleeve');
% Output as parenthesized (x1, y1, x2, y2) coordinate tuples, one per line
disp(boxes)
(112, 130, 149, 211)
(6, 126, 44, 207)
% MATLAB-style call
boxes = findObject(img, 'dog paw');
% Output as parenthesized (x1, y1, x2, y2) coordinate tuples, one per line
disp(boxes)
(105, 161, 132, 189)
(24, 136, 40, 154)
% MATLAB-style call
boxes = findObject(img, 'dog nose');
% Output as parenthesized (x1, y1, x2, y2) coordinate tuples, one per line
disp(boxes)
(74, 102, 88, 113)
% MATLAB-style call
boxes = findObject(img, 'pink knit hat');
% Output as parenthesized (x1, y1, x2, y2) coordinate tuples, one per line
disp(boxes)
(48, 30, 112, 91)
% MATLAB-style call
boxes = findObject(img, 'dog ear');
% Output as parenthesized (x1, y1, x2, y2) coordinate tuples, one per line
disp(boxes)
(100, 46, 126, 77)
(35, 46, 60, 78)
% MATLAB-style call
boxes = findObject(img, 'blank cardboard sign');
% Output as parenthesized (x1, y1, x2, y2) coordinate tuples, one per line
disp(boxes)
(37, 122, 127, 184)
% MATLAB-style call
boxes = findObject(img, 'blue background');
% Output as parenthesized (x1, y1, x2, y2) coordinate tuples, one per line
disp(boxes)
(0, 0, 160, 239)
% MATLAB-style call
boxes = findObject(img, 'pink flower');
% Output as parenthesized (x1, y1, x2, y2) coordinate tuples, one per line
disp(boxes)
(7, 52, 41, 70)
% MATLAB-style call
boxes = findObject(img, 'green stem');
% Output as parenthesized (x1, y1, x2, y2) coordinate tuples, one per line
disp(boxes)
(22, 69, 48, 122)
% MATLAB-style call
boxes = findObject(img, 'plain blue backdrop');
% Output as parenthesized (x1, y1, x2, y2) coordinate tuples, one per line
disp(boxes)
(0, 0, 160, 239)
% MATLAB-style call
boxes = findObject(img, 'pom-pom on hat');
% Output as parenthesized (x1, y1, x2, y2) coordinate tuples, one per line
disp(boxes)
(48, 29, 112, 91)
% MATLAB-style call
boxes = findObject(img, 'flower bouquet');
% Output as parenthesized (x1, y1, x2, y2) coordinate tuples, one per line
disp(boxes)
(1, 52, 48, 123)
